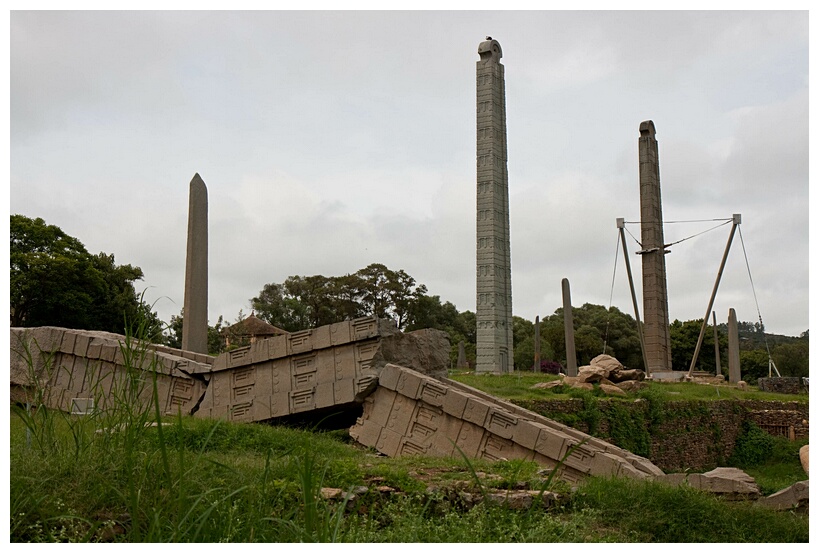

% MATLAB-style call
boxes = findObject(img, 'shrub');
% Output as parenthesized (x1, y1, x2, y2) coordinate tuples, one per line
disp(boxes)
(729, 421, 775, 467)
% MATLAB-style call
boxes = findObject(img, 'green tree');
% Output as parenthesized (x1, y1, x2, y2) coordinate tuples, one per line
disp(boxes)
(771, 340, 808, 378)
(166, 312, 229, 356)
(739, 349, 772, 384)
(250, 263, 428, 332)
(10, 214, 161, 339)
(539, 304, 643, 369)
(670, 318, 728, 374)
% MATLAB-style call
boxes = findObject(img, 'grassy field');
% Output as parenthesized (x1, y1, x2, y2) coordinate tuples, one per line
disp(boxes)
(10, 401, 809, 543)
(447, 370, 809, 402)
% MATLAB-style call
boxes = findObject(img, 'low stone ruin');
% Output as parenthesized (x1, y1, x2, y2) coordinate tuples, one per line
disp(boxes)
(8, 321, 809, 507)
(531, 354, 647, 396)
(10, 319, 663, 484)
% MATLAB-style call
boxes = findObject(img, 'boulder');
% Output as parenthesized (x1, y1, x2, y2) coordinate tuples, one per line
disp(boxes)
(590, 354, 623, 373)
(657, 467, 761, 499)
(616, 380, 648, 393)
(577, 366, 610, 383)
(757, 480, 809, 511)
(608, 369, 646, 383)
(373, 328, 451, 379)
(531, 381, 563, 390)
(599, 383, 627, 397)
(799, 444, 809, 477)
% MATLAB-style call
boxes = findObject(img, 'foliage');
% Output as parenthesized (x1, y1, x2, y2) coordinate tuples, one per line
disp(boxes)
(10, 214, 163, 340)
(165, 313, 232, 356)
(728, 421, 776, 467)
(539, 304, 643, 369)
(250, 263, 427, 332)
(573, 477, 808, 542)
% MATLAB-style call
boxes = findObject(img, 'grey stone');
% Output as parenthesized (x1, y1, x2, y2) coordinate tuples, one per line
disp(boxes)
(456, 340, 469, 369)
(577, 366, 610, 383)
(758, 480, 809, 511)
(373, 328, 451, 379)
(562, 278, 578, 377)
(182, 173, 208, 354)
(638, 121, 672, 374)
(608, 368, 646, 383)
(599, 383, 628, 397)
(727, 308, 741, 383)
(615, 380, 648, 393)
(658, 467, 761, 499)
(590, 354, 622, 372)
(475, 37, 513, 374)
(350, 364, 663, 485)
(531, 381, 563, 390)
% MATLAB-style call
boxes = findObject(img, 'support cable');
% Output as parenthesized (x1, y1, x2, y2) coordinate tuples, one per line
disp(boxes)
(737, 225, 779, 376)
(602, 232, 621, 355)
(664, 219, 732, 248)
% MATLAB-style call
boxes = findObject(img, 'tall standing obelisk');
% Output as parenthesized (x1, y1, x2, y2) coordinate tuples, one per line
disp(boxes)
(476, 37, 513, 374)
(638, 121, 672, 372)
(182, 173, 208, 354)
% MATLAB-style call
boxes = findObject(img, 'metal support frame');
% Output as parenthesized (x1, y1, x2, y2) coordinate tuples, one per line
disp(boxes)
(617, 218, 650, 376)
(687, 215, 741, 377)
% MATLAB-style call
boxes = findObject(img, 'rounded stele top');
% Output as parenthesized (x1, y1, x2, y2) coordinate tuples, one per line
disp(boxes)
(478, 38, 502, 62)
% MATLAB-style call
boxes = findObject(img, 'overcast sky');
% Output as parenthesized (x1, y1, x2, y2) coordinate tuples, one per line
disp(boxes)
(9, 9, 810, 337)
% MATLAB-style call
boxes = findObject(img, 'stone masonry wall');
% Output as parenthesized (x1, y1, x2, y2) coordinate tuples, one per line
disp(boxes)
(514, 398, 808, 472)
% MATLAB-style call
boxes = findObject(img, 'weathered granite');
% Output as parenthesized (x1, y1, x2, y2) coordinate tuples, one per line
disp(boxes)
(182, 173, 208, 354)
(758, 480, 809, 511)
(638, 121, 672, 373)
(351, 364, 664, 484)
(475, 37, 513, 374)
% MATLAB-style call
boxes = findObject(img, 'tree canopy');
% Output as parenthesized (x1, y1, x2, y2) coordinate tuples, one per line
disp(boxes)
(10, 214, 161, 339)
(250, 263, 428, 332)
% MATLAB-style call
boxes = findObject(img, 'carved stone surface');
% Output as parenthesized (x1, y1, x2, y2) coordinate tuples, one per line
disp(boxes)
(196, 317, 401, 422)
(638, 121, 672, 374)
(182, 173, 209, 354)
(658, 467, 761, 499)
(351, 364, 664, 484)
(10, 326, 211, 416)
(475, 37, 513, 374)
(12, 321, 669, 486)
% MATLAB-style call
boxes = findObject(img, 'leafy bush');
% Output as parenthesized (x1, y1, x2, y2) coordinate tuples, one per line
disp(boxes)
(729, 421, 775, 467)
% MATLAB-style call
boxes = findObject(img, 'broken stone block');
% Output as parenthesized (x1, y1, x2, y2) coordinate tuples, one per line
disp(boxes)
(577, 366, 610, 383)
(615, 380, 648, 393)
(531, 380, 563, 390)
(373, 328, 450, 379)
(608, 368, 646, 383)
(599, 383, 627, 397)
(658, 467, 761, 499)
(757, 480, 809, 511)
(589, 354, 623, 373)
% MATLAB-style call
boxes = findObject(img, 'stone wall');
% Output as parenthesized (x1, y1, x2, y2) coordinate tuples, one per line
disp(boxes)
(758, 377, 808, 395)
(514, 398, 808, 472)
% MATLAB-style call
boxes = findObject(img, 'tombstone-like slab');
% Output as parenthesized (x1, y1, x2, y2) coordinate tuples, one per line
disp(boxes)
(350, 364, 664, 484)
(10, 327, 211, 416)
